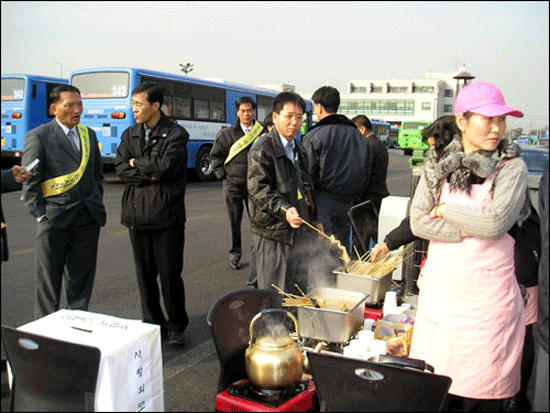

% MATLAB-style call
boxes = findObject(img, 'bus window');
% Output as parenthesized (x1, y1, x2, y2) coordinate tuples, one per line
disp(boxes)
(1, 78, 25, 101)
(211, 101, 224, 121)
(173, 96, 191, 119)
(194, 99, 210, 120)
(72, 72, 129, 98)
(163, 96, 173, 116)
(257, 95, 274, 123)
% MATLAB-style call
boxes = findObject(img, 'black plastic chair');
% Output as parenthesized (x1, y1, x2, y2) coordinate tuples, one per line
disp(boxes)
(1, 324, 101, 412)
(348, 199, 379, 256)
(206, 289, 283, 393)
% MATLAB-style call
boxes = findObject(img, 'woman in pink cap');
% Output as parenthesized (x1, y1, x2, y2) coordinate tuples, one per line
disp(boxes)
(409, 81, 529, 411)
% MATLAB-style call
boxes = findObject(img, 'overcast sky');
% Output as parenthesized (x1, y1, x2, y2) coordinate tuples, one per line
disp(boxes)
(2, 1, 548, 130)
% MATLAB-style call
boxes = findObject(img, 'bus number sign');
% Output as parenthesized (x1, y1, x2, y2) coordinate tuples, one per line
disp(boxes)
(111, 85, 127, 98)
(13, 89, 24, 100)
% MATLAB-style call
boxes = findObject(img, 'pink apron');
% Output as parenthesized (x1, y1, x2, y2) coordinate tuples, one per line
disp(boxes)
(409, 168, 525, 399)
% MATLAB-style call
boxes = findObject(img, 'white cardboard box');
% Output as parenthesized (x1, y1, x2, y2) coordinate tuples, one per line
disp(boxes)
(17, 309, 164, 411)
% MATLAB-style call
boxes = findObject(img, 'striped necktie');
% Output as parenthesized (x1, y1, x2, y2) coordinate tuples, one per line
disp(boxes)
(144, 128, 151, 143)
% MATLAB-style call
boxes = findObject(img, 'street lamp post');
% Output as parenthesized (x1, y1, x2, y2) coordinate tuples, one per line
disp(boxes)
(179, 63, 194, 76)
(53, 62, 63, 77)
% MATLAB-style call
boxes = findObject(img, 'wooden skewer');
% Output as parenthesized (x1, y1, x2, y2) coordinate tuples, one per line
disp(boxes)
(280, 206, 351, 264)
(354, 245, 363, 262)
(294, 284, 307, 296)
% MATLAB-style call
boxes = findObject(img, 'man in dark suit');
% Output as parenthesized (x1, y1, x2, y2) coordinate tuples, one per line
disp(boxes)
(22, 84, 106, 319)
(210, 97, 262, 274)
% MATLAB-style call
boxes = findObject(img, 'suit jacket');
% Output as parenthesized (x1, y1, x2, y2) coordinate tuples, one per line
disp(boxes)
(22, 120, 106, 229)
(210, 120, 247, 185)
(2, 168, 22, 261)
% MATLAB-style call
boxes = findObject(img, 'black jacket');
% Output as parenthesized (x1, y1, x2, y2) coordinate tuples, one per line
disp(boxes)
(384, 216, 418, 251)
(115, 112, 189, 229)
(302, 114, 370, 203)
(210, 120, 249, 185)
(247, 128, 312, 245)
(363, 133, 389, 199)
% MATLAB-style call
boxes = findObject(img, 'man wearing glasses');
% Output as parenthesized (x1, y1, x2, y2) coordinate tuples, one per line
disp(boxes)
(247, 92, 314, 293)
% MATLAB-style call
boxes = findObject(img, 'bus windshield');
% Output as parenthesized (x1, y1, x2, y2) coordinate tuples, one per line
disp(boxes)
(402, 121, 428, 130)
(1, 78, 25, 101)
(71, 72, 130, 99)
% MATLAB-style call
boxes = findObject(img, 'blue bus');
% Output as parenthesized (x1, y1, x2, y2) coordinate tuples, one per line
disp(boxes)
(69, 67, 313, 180)
(389, 125, 400, 148)
(370, 119, 391, 146)
(1, 74, 68, 160)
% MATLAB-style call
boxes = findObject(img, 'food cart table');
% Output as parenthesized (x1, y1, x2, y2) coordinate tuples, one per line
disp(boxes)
(16, 309, 163, 411)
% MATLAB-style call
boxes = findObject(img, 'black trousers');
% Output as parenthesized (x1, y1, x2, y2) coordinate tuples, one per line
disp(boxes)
(129, 224, 188, 332)
(315, 192, 353, 252)
(35, 207, 100, 319)
(222, 181, 248, 263)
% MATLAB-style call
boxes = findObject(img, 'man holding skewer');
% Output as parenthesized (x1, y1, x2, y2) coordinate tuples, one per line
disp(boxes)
(247, 92, 315, 294)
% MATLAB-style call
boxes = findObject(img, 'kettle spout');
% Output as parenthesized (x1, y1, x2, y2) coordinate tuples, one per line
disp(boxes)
(303, 341, 327, 373)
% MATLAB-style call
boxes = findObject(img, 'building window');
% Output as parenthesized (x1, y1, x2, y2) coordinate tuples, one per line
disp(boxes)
(371, 86, 383, 93)
(444, 104, 453, 113)
(445, 89, 454, 97)
(412, 85, 435, 93)
(422, 102, 431, 110)
(338, 99, 414, 116)
(349, 86, 366, 94)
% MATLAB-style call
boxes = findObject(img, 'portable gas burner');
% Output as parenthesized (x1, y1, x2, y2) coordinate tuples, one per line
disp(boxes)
(215, 379, 316, 412)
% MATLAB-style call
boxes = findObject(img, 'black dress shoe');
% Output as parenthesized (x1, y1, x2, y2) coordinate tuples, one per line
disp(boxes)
(229, 260, 240, 270)
(167, 329, 186, 346)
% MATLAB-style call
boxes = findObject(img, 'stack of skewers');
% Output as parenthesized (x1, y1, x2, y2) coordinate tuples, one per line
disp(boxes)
(345, 243, 413, 278)
(272, 284, 351, 311)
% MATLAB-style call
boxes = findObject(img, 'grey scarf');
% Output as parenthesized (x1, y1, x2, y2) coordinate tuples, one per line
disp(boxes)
(423, 134, 521, 196)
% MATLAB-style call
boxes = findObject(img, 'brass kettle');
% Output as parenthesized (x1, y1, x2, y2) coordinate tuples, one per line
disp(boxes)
(245, 309, 305, 389)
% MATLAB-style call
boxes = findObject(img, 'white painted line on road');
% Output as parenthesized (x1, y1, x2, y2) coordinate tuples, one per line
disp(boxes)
(163, 338, 216, 381)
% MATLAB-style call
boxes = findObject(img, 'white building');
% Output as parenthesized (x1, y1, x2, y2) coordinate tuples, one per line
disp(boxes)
(336, 67, 474, 125)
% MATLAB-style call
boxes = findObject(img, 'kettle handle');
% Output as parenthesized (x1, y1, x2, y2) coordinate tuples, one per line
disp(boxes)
(249, 309, 299, 345)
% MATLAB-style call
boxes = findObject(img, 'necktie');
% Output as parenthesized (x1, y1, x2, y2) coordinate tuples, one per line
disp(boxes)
(285, 141, 295, 164)
(67, 129, 79, 152)
(144, 128, 151, 143)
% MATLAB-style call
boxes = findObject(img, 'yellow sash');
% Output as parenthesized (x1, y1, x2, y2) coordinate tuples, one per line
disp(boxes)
(224, 121, 263, 166)
(41, 124, 91, 197)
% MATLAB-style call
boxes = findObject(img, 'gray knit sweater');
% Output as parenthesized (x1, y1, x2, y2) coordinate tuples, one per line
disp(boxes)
(410, 157, 529, 242)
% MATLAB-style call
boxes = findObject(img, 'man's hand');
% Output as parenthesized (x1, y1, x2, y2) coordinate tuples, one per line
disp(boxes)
(12, 165, 33, 184)
(285, 207, 303, 229)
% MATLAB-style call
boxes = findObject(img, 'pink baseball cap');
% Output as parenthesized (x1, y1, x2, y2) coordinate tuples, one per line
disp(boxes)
(455, 81, 523, 118)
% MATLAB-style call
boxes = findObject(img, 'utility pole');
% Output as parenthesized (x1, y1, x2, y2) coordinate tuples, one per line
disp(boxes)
(179, 63, 194, 76)
(53, 62, 63, 77)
